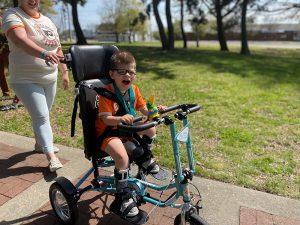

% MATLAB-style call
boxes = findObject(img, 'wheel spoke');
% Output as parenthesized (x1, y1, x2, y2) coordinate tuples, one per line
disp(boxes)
(52, 188, 71, 221)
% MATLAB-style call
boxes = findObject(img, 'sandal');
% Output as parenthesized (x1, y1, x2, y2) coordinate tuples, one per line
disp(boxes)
(0, 104, 17, 111)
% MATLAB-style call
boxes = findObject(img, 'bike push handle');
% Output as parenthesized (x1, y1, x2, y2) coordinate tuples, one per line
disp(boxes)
(160, 104, 201, 115)
(117, 104, 200, 133)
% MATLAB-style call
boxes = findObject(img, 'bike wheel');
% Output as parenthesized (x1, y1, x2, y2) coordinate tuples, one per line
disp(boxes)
(49, 182, 78, 225)
(174, 212, 210, 225)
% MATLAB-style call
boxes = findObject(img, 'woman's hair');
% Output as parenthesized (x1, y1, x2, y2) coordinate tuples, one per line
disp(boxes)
(110, 51, 136, 69)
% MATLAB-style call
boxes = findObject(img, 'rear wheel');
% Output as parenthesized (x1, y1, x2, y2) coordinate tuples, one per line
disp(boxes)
(49, 182, 78, 225)
(174, 212, 209, 225)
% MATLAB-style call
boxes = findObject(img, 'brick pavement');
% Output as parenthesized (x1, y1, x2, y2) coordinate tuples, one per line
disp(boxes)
(240, 207, 300, 225)
(0, 142, 68, 207)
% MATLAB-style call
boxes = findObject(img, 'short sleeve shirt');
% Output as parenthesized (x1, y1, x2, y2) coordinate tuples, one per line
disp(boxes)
(1, 7, 61, 84)
(95, 84, 146, 137)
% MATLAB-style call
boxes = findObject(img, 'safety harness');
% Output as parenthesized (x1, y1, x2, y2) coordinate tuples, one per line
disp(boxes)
(71, 81, 138, 149)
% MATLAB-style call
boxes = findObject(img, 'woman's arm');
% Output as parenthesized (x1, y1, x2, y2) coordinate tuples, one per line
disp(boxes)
(7, 27, 60, 64)
(57, 47, 69, 89)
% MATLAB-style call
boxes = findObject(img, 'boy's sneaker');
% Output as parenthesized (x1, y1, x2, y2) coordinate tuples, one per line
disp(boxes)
(49, 158, 63, 172)
(120, 198, 139, 217)
(34, 144, 59, 153)
(142, 158, 160, 174)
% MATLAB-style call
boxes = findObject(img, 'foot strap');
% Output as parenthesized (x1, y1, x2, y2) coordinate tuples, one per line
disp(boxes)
(122, 201, 137, 218)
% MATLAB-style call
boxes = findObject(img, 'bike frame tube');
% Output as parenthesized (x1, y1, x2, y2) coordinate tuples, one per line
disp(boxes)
(170, 122, 185, 185)
(75, 167, 95, 188)
(183, 118, 195, 173)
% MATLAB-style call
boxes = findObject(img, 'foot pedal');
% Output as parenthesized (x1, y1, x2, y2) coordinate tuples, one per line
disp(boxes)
(151, 167, 168, 181)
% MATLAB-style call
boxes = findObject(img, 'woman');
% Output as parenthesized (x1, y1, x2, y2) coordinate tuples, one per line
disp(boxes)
(2, 0, 69, 172)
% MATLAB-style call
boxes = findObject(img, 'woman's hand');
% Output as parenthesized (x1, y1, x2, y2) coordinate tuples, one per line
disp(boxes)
(62, 72, 69, 90)
(43, 51, 63, 65)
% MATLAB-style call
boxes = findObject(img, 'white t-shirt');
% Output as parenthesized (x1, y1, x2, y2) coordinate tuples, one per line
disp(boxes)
(2, 7, 61, 84)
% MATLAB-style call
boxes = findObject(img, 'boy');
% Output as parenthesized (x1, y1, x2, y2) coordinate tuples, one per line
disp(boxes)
(95, 50, 161, 219)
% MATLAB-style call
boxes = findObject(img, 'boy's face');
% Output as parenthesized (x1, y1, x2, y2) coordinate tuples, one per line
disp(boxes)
(110, 63, 136, 93)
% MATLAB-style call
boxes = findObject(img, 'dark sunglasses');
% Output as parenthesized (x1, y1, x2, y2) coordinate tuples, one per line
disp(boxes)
(112, 68, 136, 76)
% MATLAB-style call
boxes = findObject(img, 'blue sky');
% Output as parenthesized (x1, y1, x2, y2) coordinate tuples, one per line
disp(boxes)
(49, 0, 104, 30)
(49, 0, 162, 32)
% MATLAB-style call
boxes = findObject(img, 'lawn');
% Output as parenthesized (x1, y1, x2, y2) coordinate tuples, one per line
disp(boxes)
(1, 42, 299, 199)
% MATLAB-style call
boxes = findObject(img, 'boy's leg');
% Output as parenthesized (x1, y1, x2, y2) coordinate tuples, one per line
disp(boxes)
(137, 127, 160, 174)
(105, 138, 139, 217)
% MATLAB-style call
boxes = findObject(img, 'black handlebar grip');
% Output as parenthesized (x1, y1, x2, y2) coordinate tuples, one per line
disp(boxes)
(118, 121, 157, 132)
(189, 105, 201, 113)
(159, 105, 181, 114)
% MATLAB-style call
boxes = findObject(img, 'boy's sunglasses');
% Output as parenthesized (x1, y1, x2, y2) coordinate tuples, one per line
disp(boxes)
(112, 68, 136, 76)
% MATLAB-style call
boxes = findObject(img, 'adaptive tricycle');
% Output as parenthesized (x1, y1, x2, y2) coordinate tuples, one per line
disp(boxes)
(49, 45, 209, 225)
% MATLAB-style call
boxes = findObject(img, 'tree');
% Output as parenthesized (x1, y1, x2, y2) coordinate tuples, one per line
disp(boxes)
(165, 0, 174, 50)
(179, 0, 187, 48)
(152, 0, 168, 50)
(189, 10, 207, 47)
(187, 0, 207, 47)
(202, 0, 241, 51)
(116, 0, 148, 43)
(100, 0, 148, 43)
(240, 0, 250, 55)
(61, 0, 87, 44)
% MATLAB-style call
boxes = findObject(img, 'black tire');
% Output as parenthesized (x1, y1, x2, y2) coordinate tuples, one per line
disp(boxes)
(174, 212, 210, 225)
(49, 182, 78, 225)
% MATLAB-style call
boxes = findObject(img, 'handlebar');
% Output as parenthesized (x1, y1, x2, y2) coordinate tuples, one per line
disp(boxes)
(117, 103, 201, 133)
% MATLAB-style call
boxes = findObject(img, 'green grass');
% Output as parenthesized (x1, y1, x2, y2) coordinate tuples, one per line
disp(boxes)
(1, 42, 299, 199)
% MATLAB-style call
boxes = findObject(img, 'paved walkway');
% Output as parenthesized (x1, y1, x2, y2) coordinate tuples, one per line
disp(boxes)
(0, 131, 300, 225)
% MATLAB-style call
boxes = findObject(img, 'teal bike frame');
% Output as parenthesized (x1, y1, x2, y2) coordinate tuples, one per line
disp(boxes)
(74, 115, 196, 210)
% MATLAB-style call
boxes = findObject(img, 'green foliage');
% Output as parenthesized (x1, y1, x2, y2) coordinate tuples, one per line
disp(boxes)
(100, 0, 148, 37)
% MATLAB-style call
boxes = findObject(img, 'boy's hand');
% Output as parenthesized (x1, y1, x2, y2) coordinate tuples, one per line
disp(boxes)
(157, 105, 167, 112)
(120, 114, 134, 124)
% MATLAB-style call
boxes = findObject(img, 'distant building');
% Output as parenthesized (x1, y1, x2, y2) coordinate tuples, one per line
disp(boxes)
(192, 23, 300, 41)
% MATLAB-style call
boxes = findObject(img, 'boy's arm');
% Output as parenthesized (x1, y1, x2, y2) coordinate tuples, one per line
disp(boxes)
(100, 114, 134, 126)
(138, 105, 149, 116)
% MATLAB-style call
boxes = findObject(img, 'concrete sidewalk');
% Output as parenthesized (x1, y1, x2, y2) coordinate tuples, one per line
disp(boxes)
(0, 131, 299, 225)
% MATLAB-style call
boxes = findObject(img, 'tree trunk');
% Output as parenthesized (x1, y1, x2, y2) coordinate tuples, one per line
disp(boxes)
(70, 0, 87, 45)
(165, 0, 174, 50)
(240, 0, 250, 55)
(196, 26, 199, 47)
(128, 31, 132, 44)
(153, 0, 168, 50)
(180, 0, 187, 48)
(216, 1, 229, 51)
(115, 32, 119, 43)
(13, 0, 18, 7)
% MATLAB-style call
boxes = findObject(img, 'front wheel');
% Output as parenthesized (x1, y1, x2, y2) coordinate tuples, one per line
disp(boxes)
(174, 212, 210, 225)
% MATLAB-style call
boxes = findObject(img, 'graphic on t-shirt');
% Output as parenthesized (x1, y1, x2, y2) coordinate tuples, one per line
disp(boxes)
(33, 22, 59, 47)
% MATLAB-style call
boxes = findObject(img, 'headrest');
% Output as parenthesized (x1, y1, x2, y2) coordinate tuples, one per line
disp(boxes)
(69, 45, 119, 83)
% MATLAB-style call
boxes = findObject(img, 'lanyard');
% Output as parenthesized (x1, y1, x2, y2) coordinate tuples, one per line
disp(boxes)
(113, 83, 136, 117)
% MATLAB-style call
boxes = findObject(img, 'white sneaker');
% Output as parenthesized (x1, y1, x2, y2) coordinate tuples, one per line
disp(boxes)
(34, 144, 59, 153)
(49, 158, 63, 172)
(120, 198, 139, 217)
(142, 158, 160, 174)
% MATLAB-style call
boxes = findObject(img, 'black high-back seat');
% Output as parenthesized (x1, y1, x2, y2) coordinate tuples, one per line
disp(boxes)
(68, 45, 119, 160)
